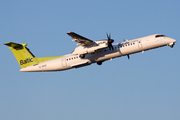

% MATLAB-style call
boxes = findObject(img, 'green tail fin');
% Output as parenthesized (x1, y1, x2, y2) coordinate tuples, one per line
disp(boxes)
(4, 42, 39, 68)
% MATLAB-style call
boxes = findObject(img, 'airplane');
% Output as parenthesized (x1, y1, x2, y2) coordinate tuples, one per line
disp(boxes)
(4, 32, 176, 72)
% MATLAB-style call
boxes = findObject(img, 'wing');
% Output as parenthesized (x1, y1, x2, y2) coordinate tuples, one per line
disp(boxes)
(67, 32, 94, 46)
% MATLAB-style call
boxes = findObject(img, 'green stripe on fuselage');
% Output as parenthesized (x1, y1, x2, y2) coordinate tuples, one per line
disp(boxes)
(37, 56, 64, 63)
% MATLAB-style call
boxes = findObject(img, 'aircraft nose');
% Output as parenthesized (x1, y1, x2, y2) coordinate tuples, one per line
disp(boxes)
(173, 39, 176, 43)
(168, 38, 176, 48)
(169, 38, 176, 43)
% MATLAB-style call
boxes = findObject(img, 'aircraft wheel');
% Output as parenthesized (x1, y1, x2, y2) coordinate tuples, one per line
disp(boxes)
(97, 62, 102, 65)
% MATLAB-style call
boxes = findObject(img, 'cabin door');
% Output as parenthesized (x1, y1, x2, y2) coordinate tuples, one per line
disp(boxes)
(61, 58, 67, 67)
(138, 39, 143, 49)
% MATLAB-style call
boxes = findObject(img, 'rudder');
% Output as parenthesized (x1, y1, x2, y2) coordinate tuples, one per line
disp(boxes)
(4, 42, 39, 68)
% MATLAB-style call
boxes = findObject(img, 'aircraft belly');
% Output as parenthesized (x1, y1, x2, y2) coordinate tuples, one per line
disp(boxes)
(140, 40, 167, 52)
(120, 46, 139, 55)
(71, 61, 90, 68)
(95, 51, 121, 62)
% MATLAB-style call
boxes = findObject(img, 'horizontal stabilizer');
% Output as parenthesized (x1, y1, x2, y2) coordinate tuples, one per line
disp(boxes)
(4, 42, 24, 50)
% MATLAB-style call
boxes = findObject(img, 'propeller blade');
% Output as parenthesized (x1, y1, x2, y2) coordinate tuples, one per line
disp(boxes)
(109, 34, 111, 40)
(106, 33, 114, 50)
(106, 33, 110, 40)
(127, 54, 130, 59)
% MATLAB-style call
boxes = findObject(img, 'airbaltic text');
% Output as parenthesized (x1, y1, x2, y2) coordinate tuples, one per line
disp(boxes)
(20, 58, 33, 65)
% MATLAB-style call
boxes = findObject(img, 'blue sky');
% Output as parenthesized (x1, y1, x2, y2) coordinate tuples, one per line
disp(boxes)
(1, 0, 180, 120)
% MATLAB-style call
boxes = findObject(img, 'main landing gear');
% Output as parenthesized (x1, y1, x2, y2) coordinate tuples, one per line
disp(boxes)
(97, 61, 102, 65)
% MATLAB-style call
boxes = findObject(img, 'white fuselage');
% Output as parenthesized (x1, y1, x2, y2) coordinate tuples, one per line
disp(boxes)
(20, 34, 176, 72)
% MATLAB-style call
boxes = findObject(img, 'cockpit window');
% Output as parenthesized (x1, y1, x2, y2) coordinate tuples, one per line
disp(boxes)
(155, 34, 166, 38)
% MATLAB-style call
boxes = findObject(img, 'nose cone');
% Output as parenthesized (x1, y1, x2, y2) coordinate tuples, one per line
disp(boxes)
(173, 39, 176, 43)
(168, 37, 176, 43)
(168, 38, 176, 48)
(108, 39, 114, 43)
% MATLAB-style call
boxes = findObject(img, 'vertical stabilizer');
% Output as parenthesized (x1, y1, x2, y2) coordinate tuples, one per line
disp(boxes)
(4, 42, 39, 68)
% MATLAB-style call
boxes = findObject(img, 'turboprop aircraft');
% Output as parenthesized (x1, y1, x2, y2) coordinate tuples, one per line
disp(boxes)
(4, 32, 176, 72)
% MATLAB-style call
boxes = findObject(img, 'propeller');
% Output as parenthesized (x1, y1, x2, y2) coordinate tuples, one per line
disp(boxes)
(127, 54, 130, 59)
(106, 33, 114, 50)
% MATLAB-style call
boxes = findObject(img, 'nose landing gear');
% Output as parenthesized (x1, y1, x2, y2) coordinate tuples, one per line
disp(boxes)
(168, 42, 175, 48)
